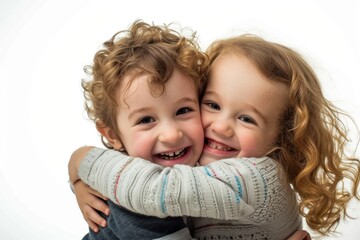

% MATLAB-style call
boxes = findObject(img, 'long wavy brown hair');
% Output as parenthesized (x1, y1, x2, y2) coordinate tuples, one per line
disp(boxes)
(82, 20, 208, 147)
(206, 34, 360, 236)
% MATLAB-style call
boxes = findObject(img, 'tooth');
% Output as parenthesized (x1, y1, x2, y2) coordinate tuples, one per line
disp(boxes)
(208, 140, 232, 151)
(158, 148, 185, 160)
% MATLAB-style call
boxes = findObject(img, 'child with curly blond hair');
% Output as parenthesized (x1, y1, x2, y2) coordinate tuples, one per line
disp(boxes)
(69, 20, 208, 239)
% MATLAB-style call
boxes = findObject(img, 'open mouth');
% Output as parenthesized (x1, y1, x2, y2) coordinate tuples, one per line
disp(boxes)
(157, 147, 188, 160)
(205, 138, 235, 151)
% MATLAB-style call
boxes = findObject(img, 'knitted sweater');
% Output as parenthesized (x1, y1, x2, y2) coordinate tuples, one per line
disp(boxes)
(79, 148, 302, 240)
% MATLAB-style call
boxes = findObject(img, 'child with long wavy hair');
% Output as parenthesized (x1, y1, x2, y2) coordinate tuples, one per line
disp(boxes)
(69, 32, 359, 239)
(209, 35, 360, 236)
(204, 35, 360, 237)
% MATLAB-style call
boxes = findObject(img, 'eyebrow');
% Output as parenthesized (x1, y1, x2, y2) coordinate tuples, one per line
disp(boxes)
(249, 105, 268, 124)
(128, 107, 153, 121)
(179, 97, 198, 105)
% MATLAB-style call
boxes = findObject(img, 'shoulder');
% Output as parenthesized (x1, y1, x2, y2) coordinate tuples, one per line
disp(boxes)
(221, 157, 282, 174)
(220, 157, 288, 189)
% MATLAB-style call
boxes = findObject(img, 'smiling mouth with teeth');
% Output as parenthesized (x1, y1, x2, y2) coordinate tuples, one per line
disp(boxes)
(158, 148, 187, 160)
(206, 139, 234, 151)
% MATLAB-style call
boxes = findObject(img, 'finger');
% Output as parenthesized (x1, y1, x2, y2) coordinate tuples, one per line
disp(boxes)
(85, 217, 100, 233)
(88, 196, 110, 216)
(83, 204, 107, 228)
(74, 181, 108, 201)
(79, 183, 108, 201)
(89, 188, 109, 201)
(287, 230, 311, 240)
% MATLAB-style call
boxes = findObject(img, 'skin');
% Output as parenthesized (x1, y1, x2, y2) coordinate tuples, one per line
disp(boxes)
(106, 68, 204, 168)
(200, 53, 289, 165)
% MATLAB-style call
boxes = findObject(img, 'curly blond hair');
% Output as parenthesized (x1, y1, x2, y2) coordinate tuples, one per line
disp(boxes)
(206, 34, 360, 236)
(82, 20, 208, 147)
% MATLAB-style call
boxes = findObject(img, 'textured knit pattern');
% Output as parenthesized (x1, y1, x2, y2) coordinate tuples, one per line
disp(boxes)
(79, 148, 302, 240)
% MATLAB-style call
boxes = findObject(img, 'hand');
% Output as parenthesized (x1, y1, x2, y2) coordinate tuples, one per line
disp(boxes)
(73, 180, 110, 233)
(68, 146, 94, 184)
(287, 230, 311, 240)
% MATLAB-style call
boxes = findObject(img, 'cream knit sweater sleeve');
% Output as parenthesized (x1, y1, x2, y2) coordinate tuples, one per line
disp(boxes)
(79, 148, 289, 221)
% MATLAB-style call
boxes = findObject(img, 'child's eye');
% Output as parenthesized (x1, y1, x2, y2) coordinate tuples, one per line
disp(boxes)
(176, 107, 193, 116)
(239, 115, 256, 125)
(137, 116, 155, 125)
(204, 101, 220, 110)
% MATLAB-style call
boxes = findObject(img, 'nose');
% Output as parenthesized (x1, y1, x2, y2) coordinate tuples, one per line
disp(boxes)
(211, 119, 234, 138)
(158, 123, 184, 144)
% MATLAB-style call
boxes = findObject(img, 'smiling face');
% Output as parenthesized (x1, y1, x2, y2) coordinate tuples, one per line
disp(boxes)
(199, 53, 289, 166)
(113, 68, 204, 167)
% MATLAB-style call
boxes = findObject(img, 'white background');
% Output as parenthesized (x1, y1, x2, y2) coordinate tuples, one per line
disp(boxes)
(1, 0, 359, 239)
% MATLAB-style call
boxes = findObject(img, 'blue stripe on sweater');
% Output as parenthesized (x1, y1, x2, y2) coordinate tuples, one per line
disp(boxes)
(160, 174, 168, 214)
(204, 166, 212, 177)
(234, 175, 242, 203)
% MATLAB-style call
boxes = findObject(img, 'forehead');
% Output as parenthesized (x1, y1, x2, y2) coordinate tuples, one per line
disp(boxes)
(208, 53, 289, 118)
(117, 69, 198, 105)
(121, 73, 162, 99)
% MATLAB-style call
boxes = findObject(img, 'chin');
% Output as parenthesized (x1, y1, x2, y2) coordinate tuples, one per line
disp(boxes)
(198, 156, 217, 166)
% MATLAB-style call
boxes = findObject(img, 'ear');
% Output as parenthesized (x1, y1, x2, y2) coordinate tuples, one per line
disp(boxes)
(96, 125, 123, 150)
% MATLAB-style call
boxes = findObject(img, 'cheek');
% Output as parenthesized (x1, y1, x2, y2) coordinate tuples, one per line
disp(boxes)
(238, 133, 264, 157)
(188, 119, 204, 150)
(192, 123, 204, 140)
(201, 110, 212, 128)
(123, 131, 154, 159)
